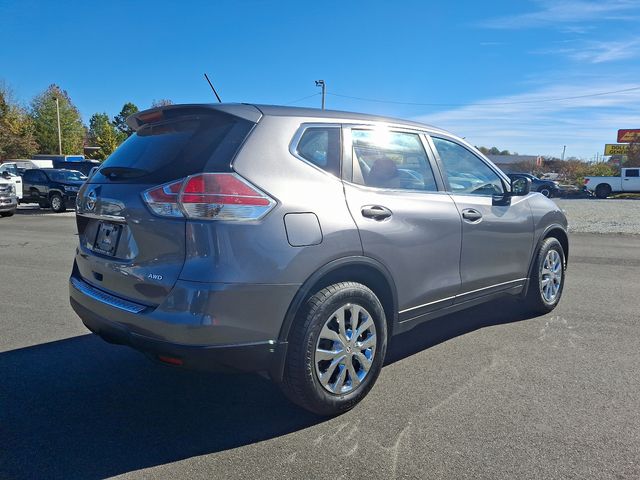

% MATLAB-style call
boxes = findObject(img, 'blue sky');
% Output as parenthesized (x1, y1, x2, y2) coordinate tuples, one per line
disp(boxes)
(1, 0, 639, 159)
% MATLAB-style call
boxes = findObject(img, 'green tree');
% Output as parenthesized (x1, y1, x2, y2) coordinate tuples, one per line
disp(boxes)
(30, 84, 84, 154)
(112, 102, 139, 137)
(88, 112, 124, 160)
(0, 83, 38, 159)
(151, 98, 173, 108)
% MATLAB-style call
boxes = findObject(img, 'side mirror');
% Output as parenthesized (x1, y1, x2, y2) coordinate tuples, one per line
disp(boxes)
(1, 171, 10, 179)
(492, 176, 531, 206)
(511, 177, 531, 196)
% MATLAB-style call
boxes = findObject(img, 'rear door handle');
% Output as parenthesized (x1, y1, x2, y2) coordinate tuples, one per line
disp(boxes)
(361, 205, 392, 220)
(461, 208, 482, 222)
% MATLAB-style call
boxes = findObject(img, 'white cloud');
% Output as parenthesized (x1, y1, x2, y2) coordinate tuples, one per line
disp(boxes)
(415, 82, 640, 159)
(536, 38, 640, 63)
(482, 0, 640, 29)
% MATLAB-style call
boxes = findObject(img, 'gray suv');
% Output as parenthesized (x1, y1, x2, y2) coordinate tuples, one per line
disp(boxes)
(69, 104, 568, 415)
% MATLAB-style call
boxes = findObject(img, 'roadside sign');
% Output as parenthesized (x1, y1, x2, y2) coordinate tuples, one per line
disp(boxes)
(604, 144, 629, 155)
(617, 129, 640, 142)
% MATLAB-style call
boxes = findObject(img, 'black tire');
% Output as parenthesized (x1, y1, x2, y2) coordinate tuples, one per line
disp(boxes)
(50, 193, 66, 213)
(595, 184, 611, 199)
(524, 237, 565, 314)
(0, 211, 14, 217)
(538, 187, 551, 197)
(280, 282, 388, 416)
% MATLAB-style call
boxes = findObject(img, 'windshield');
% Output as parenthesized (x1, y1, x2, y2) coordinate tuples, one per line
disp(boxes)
(47, 170, 87, 182)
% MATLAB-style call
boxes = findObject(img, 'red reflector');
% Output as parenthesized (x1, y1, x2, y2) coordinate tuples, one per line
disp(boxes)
(158, 355, 183, 366)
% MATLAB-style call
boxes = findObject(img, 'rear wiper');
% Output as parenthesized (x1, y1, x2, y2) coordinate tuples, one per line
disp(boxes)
(100, 167, 149, 180)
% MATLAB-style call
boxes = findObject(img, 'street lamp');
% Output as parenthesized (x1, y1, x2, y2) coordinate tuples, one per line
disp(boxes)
(53, 96, 62, 155)
(315, 80, 326, 110)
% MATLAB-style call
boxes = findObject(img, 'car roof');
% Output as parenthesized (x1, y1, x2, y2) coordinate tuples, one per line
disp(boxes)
(129, 103, 452, 136)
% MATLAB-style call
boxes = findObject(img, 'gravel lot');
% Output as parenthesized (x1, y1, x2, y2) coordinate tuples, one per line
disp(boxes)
(554, 199, 640, 235)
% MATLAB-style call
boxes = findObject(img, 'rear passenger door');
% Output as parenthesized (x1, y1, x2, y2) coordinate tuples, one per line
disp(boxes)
(428, 136, 534, 300)
(22, 170, 48, 202)
(342, 126, 462, 322)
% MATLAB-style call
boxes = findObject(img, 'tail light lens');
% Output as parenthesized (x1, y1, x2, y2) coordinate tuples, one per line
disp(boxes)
(142, 173, 275, 221)
(583, 178, 590, 185)
(142, 180, 183, 217)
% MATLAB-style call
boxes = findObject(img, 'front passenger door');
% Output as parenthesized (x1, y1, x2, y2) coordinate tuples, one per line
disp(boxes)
(429, 136, 534, 300)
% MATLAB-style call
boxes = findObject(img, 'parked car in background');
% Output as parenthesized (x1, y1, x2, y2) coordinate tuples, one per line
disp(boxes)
(584, 168, 640, 198)
(21, 169, 86, 212)
(69, 104, 569, 415)
(0, 177, 18, 217)
(507, 173, 559, 197)
(0, 167, 23, 200)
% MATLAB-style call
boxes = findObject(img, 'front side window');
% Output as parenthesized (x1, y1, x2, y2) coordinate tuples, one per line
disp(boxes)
(432, 137, 504, 196)
(351, 129, 437, 191)
(625, 169, 639, 177)
(295, 127, 341, 176)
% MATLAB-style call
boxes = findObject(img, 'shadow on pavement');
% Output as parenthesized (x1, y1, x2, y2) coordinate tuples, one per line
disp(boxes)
(0, 298, 536, 479)
(16, 204, 74, 215)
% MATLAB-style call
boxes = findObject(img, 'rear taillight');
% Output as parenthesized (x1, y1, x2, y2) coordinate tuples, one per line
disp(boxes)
(583, 178, 590, 185)
(142, 173, 275, 221)
(142, 180, 183, 217)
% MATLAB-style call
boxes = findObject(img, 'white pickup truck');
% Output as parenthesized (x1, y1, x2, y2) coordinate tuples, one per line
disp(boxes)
(584, 167, 640, 198)
(0, 163, 23, 200)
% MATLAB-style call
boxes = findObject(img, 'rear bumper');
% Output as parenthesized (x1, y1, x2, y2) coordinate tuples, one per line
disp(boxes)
(69, 268, 295, 380)
(71, 296, 287, 377)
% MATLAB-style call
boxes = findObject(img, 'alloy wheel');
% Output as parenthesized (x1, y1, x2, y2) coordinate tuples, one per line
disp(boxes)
(541, 249, 562, 303)
(314, 303, 377, 395)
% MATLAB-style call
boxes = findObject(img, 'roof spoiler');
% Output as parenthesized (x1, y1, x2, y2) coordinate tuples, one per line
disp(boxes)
(126, 103, 262, 131)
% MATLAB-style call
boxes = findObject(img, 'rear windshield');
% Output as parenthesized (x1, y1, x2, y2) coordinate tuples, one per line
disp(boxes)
(92, 111, 254, 184)
(47, 170, 87, 182)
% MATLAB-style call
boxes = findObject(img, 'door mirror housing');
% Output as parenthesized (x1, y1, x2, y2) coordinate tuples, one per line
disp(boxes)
(492, 176, 531, 206)
(511, 176, 531, 196)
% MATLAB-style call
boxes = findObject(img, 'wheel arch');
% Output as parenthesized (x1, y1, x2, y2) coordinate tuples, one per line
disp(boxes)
(523, 224, 569, 297)
(278, 256, 398, 344)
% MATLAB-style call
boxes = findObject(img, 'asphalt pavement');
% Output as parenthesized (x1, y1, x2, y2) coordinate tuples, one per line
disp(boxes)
(1, 212, 639, 479)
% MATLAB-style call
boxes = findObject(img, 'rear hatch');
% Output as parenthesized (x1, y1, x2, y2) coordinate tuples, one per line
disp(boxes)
(74, 105, 259, 305)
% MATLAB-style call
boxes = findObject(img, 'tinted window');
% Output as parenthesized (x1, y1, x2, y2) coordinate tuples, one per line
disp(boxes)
(625, 169, 639, 177)
(295, 127, 341, 176)
(47, 170, 87, 182)
(352, 129, 437, 191)
(432, 137, 504, 196)
(94, 112, 254, 184)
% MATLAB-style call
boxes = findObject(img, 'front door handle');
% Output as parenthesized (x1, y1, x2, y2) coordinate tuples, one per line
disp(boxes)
(361, 205, 392, 220)
(461, 208, 482, 222)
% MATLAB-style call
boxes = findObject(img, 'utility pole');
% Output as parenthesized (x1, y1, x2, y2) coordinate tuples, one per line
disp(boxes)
(54, 96, 62, 155)
(561, 145, 566, 161)
(315, 80, 326, 110)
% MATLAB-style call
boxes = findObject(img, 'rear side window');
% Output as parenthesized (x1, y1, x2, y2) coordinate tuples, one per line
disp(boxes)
(625, 169, 639, 177)
(93, 112, 254, 184)
(294, 127, 341, 176)
(351, 129, 438, 191)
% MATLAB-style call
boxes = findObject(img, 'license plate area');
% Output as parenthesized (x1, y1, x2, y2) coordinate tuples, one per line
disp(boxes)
(93, 222, 122, 256)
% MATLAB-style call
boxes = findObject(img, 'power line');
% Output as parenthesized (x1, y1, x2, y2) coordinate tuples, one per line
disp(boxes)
(325, 85, 640, 107)
(284, 92, 321, 106)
